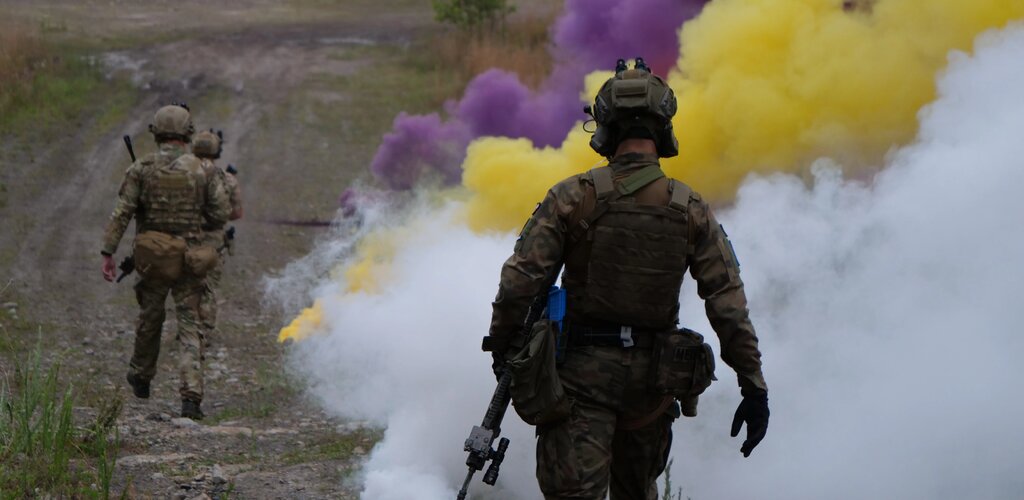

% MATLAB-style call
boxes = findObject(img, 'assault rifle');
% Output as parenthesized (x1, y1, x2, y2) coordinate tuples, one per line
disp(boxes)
(456, 264, 563, 500)
(218, 226, 236, 253)
(115, 255, 134, 283)
(123, 135, 136, 162)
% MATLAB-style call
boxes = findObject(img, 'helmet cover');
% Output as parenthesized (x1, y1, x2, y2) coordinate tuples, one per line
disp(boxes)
(585, 60, 679, 158)
(148, 104, 195, 142)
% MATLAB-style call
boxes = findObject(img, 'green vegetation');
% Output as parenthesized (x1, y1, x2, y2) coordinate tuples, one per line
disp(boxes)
(0, 342, 123, 498)
(432, 0, 515, 32)
(0, 26, 136, 137)
(427, 9, 553, 90)
(280, 428, 383, 466)
(661, 459, 690, 500)
(208, 360, 296, 424)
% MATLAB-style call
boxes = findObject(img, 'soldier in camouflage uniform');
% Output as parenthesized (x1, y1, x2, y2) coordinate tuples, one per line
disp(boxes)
(192, 129, 243, 347)
(486, 62, 770, 499)
(101, 104, 231, 420)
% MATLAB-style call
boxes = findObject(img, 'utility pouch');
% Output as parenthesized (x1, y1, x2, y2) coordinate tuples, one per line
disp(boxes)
(133, 231, 186, 282)
(508, 319, 571, 426)
(184, 244, 219, 278)
(649, 328, 717, 412)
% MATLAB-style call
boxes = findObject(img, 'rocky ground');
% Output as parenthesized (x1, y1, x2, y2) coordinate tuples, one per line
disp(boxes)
(0, 0, 476, 497)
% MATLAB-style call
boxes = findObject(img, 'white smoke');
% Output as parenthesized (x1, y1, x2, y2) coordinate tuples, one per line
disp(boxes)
(281, 24, 1024, 500)
(668, 25, 1024, 499)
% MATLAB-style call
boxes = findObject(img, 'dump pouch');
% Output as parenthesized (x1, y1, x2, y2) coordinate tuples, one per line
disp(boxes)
(649, 328, 717, 414)
(184, 244, 219, 278)
(508, 319, 570, 426)
(133, 231, 187, 282)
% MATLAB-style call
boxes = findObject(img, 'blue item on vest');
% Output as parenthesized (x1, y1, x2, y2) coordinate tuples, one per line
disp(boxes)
(547, 286, 567, 364)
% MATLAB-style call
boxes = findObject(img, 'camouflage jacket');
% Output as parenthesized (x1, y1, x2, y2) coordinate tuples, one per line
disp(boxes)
(197, 158, 242, 228)
(489, 153, 767, 393)
(224, 169, 242, 218)
(102, 142, 231, 255)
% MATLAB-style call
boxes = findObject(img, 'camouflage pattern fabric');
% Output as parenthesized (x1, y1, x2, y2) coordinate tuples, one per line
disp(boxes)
(537, 345, 676, 500)
(490, 152, 766, 392)
(490, 152, 767, 497)
(224, 170, 241, 217)
(103, 141, 230, 402)
(197, 158, 242, 226)
(195, 157, 240, 345)
(129, 268, 206, 401)
(198, 228, 226, 344)
(103, 143, 230, 255)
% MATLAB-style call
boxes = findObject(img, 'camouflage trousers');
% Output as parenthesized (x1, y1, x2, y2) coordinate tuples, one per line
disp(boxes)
(198, 257, 223, 344)
(536, 345, 678, 500)
(198, 230, 226, 344)
(129, 275, 206, 402)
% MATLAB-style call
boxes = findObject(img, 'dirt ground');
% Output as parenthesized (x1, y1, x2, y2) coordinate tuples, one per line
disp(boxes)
(0, 1, 488, 497)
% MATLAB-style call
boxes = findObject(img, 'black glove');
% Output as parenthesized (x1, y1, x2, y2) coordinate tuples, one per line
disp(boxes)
(730, 390, 769, 457)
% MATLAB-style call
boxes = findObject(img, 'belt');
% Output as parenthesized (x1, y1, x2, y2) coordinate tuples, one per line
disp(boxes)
(565, 323, 661, 349)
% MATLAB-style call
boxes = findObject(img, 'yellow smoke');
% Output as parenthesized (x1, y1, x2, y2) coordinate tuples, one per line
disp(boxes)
(461, 0, 1024, 232)
(281, 0, 1024, 341)
(279, 300, 323, 342)
(278, 227, 405, 342)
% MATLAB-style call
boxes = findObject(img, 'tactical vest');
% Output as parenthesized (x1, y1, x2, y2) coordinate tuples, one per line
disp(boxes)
(562, 165, 696, 330)
(138, 153, 206, 237)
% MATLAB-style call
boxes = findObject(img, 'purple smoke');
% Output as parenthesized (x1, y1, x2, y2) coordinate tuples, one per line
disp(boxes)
(552, 0, 707, 75)
(368, 0, 710, 191)
(368, 112, 470, 190)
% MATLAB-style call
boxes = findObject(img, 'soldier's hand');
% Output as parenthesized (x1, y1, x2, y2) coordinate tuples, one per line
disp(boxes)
(730, 390, 769, 457)
(102, 255, 117, 282)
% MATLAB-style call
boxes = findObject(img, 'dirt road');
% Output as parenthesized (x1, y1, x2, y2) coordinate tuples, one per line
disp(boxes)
(0, 1, 449, 497)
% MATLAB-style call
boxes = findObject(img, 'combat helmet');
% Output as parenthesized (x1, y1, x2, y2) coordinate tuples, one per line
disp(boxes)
(584, 58, 678, 158)
(192, 129, 224, 159)
(148, 102, 194, 142)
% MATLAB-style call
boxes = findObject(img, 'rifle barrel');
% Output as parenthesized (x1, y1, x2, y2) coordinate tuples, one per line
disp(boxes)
(123, 135, 136, 162)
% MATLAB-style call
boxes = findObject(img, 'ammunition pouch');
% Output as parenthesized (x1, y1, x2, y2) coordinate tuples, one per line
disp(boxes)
(507, 320, 570, 426)
(184, 244, 219, 278)
(133, 231, 187, 282)
(649, 328, 717, 416)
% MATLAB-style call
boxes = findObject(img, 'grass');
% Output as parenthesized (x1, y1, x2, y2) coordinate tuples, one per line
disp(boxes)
(279, 427, 383, 466)
(0, 23, 137, 138)
(425, 10, 556, 90)
(0, 341, 124, 498)
(661, 458, 691, 500)
(207, 360, 296, 425)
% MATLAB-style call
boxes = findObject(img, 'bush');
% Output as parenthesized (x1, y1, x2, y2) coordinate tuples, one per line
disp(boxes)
(427, 9, 554, 90)
(432, 0, 516, 33)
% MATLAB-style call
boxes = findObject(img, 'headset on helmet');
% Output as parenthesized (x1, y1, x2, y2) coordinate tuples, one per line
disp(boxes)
(148, 103, 195, 142)
(583, 57, 679, 158)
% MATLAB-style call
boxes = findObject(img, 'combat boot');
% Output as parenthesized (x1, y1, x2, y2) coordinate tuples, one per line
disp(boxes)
(126, 373, 150, 399)
(181, 399, 204, 420)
